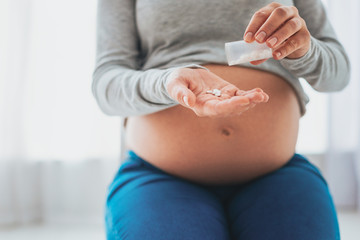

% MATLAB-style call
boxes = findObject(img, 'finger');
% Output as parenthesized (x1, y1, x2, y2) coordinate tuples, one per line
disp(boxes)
(236, 88, 264, 96)
(197, 96, 248, 117)
(249, 87, 264, 94)
(262, 92, 270, 102)
(235, 89, 246, 96)
(235, 102, 256, 115)
(242, 90, 269, 103)
(243, 2, 281, 42)
(272, 30, 308, 60)
(266, 17, 303, 48)
(212, 96, 251, 115)
(172, 84, 196, 108)
(252, 92, 270, 103)
(224, 86, 261, 97)
(255, 6, 298, 43)
(250, 58, 269, 65)
(220, 84, 240, 97)
(246, 92, 264, 102)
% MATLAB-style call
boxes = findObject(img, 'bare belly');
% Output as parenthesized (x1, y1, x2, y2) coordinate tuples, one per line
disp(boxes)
(125, 64, 301, 185)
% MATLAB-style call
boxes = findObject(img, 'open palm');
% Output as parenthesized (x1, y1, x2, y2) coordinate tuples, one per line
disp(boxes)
(166, 68, 269, 118)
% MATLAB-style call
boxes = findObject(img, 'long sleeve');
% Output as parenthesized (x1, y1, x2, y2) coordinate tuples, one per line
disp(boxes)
(280, 0, 351, 92)
(92, 0, 204, 117)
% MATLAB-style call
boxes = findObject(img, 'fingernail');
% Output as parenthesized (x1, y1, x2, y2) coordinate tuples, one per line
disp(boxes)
(236, 90, 246, 96)
(244, 32, 253, 42)
(275, 52, 282, 58)
(183, 96, 190, 107)
(268, 37, 277, 47)
(255, 31, 266, 42)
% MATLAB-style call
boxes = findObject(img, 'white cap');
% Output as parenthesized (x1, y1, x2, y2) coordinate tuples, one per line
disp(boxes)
(225, 40, 273, 66)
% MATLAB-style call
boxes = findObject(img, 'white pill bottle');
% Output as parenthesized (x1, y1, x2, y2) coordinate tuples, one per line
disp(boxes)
(225, 40, 273, 66)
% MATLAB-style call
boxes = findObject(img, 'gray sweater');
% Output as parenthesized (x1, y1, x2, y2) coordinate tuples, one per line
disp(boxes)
(92, 0, 350, 160)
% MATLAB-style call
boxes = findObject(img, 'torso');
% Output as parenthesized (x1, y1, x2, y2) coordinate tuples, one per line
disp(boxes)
(125, 64, 301, 185)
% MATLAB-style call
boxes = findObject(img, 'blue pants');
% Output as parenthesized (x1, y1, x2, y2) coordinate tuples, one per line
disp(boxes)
(105, 150, 340, 240)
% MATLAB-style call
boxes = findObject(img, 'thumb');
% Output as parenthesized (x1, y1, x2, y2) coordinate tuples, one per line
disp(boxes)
(173, 85, 196, 108)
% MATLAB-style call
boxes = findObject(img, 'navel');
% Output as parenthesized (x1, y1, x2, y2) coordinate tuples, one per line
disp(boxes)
(220, 127, 233, 137)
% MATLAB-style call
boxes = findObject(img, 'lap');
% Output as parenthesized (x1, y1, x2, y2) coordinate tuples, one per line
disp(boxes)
(105, 152, 340, 240)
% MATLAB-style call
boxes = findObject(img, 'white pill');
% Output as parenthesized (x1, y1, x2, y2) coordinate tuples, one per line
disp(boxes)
(213, 89, 221, 95)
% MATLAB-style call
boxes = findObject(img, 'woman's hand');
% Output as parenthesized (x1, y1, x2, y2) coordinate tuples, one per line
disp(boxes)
(166, 68, 269, 118)
(244, 2, 311, 65)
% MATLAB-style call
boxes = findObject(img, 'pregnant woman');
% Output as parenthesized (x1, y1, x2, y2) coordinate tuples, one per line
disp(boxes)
(92, 0, 350, 239)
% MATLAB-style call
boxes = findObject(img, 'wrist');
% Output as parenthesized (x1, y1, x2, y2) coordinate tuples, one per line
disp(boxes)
(286, 44, 311, 59)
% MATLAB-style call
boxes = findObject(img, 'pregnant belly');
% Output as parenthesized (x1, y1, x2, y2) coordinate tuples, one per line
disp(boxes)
(125, 64, 301, 185)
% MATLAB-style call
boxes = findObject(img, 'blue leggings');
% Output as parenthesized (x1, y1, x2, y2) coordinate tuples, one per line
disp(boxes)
(105, 150, 340, 240)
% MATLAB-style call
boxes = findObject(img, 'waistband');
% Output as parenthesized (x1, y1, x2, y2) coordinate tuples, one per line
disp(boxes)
(124, 150, 324, 185)
(125, 150, 164, 172)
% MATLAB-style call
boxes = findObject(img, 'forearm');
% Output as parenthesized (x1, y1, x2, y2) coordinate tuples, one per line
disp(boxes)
(281, 0, 351, 92)
(92, 63, 207, 117)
